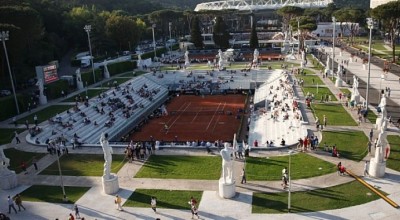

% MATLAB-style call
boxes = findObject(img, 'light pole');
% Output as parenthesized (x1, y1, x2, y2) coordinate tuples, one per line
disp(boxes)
(366, 18, 374, 109)
(152, 24, 157, 58)
(288, 150, 294, 212)
(332, 17, 336, 80)
(297, 17, 301, 53)
(54, 141, 67, 201)
(84, 25, 96, 83)
(169, 22, 172, 52)
(0, 31, 20, 115)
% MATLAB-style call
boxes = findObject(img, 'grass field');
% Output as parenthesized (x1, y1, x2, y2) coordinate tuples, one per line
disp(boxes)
(40, 154, 126, 176)
(62, 89, 107, 102)
(124, 189, 203, 210)
(252, 181, 383, 213)
(387, 135, 400, 172)
(302, 87, 337, 101)
(4, 148, 45, 173)
(246, 153, 336, 181)
(0, 128, 24, 145)
(21, 185, 90, 204)
(321, 130, 368, 161)
(135, 155, 221, 180)
(295, 74, 324, 86)
(311, 103, 357, 126)
(15, 105, 73, 124)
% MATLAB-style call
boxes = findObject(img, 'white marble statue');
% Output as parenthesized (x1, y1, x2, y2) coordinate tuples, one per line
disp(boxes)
(36, 79, 44, 96)
(253, 49, 259, 64)
(350, 76, 360, 103)
(375, 94, 388, 131)
(220, 142, 234, 184)
(100, 133, 113, 179)
(184, 50, 190, 66)
(375, 120, 388, 163)
(218, 49, 224, 69)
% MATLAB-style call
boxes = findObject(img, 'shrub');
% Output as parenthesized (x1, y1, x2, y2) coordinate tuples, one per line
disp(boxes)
(107, 61, 137, 76)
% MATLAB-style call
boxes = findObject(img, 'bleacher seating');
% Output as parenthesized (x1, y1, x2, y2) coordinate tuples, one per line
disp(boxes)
(29, 76, 168, 146)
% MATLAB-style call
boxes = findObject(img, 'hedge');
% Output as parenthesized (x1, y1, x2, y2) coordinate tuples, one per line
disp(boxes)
(108, 61, 137, 76)
(44, 80, 70, 100)
(141, 47, 168, 60)
(81, 69, 103, 86)
(0, 94, 30, 121)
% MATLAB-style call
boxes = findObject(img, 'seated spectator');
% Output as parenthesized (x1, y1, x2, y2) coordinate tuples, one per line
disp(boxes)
(280, 138, 286, 146)
(35, 138, 40, 144)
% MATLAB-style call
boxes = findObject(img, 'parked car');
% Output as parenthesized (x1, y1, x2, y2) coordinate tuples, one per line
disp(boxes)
(0, 90, 11, 97)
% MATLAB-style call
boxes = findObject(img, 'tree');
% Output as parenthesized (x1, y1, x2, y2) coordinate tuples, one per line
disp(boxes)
(290, 16, 317, 52)
(277, 6, 304, 41)
(372, 1, 400, 63)
(213, 16, 230, 49)
(190, 16, 203, 49)
(333, 8, 364, 45)
(249, 18, 258, 49)
(105, 14, 144, 51)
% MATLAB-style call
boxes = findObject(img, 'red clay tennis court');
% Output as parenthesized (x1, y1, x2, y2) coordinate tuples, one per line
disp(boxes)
(130, 94, 247, 142)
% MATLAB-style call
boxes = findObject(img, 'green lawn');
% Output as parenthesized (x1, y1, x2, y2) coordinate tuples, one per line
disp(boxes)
(311, 103, 357, 126)
(4, 148, 45, 173)
(302, 87, 338, 101)
(21, 185, 90, 204)
(387, 135, 400, 172)
(40, 154, 126, 176)
(135, 155, 221, 179)
(366, 108, 378, 124)
(15, 105, 73, 124)
(124, 189, 203, 210)
(246, 153, 336, 181)
(0, 128, 24, 145)
(295, 75, 324, 86)
(97, 77, 132, 88)
(252, 181, 382, 213)
(321, 130, 368, 161)
(62, 89, 107, 102)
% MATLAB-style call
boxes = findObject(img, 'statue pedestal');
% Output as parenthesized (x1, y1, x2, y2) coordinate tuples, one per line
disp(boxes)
(102, 174, 119, 195)
(369, 158, 386, 178)
(218, 178, 236, 199)
(340, 52, 342, 57)
(0, 171, 18, 190)
(77, 81, 84, 90)
(39, 95, 47, 105)
(335, 78, 343, 87)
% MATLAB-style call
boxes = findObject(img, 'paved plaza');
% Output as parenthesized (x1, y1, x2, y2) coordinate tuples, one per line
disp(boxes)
(1, 47, 400, 219)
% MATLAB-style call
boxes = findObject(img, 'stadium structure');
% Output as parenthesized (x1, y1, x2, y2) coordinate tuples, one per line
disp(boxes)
(195, 0, 334, 12)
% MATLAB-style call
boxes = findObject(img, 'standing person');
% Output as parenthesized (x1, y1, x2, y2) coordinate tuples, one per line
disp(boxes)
(33, 115, 38, 126)
(32, 157, 38, 171)
(13, 194, 26, 211)
(323, 115, 327, 127)
(240, 168, 246, 184)
(367, 141, 372, 155)
(25, 120, 29, 129)
(73, 204, 80, 219)
(364, 161, 369, 177)
(369, 129, 373, 141)
(7, 195, 17, 214)
(21, 161, 28, 174)
(114, 195, 123, 211)
(13, 117, 17, 127)
(69, 213, 75, 220)
(14, 131, 21, 144)
(188, 197, 199, 219)
(150, 197, 157, 213)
